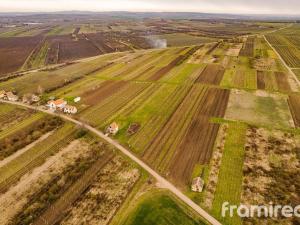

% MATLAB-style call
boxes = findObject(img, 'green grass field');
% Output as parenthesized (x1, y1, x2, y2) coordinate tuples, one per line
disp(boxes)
(212, 122, 247, 225)
(225, 90, 294, 129)
(148, 33, 217, 47)
(118, 190, 207, 225)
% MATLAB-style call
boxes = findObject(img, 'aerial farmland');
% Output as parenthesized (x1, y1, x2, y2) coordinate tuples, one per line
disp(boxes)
(0, 10, 300, 225)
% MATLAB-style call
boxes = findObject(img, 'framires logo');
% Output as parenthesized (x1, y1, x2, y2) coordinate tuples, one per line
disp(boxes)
(222, 202, 300, 218)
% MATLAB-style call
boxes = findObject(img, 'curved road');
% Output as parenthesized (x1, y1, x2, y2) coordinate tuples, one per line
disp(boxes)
(0, 99, 222, 225)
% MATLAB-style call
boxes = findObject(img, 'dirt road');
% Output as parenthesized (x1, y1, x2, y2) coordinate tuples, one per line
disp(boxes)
(0, 99, 222, 225)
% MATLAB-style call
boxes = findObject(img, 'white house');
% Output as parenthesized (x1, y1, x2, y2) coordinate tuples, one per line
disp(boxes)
(106, 122, 119, 135)
(191, 177, 204, 192)
(74, 97, 81, 103)
(47, 99, 67, 110)
(6, 92, 19, 102)
(63, 105, 78, 114)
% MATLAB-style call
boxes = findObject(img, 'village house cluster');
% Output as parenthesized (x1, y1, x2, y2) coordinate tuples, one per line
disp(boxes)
(0, 90, 19, 102)
(0, 90, 78, 115)
(0, 90, 40, 103)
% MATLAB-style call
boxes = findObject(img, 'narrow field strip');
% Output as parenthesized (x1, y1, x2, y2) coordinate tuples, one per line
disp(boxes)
(128, 84, 192, 153)
(0, 113, 44, 139)
(288, 94, 300, 127)
(212, 123, 247, 225)
(81, 82, 150, 126)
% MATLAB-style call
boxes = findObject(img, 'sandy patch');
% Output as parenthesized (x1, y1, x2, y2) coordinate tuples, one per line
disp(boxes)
(61, 156, 140, 225)
(0, 140, 90, 225)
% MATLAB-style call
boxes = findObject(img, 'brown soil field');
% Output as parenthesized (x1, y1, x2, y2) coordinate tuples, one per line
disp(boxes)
(46, 35, 101, 64)
(143, 86, 229, 186)
(0, 36, 41, 75)
(23, 39, 47, 69)
(85, 33, 115, 53)
(274, 71, 292, 92)
(288, 95, 300, 127)
(148, 46, 201, 81)
(169, 88, 229, 184)
(46, 41, 59, 64)
(58, 37, 101, 63)
(257, 71, 266, 90)
(239, 37, 254, 57)
(82, 80, 128, 105)
(195, 64, 225, 85)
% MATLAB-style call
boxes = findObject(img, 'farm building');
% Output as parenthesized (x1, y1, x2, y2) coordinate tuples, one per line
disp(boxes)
(191, 177, 204, 192)
(74, 97, 81, 103)
(63, 105, 78, 114)
(47, 99, 67, 111)
(0, 90, 6, 99)
(5, 92, 19, 102)
(107, 122, 119, 135)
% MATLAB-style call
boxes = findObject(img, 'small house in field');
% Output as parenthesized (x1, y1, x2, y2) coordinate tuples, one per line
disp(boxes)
(0, 90, 6, 99)
(191, 177, 204, 193)
(63, 105, 78, 114)
(47, 99, 67, 110)
(5, 92, 19, 102)
(74, 97, 81, 103)
(107, 122, 119, 135)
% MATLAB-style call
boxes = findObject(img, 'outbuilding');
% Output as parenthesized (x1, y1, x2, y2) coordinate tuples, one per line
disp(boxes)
(191, 177, 204, 192)
(74, 97, 81, 103)
(63, 105, 78, 114)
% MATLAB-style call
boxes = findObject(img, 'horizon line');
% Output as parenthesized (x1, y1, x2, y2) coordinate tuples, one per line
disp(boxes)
(0, 10, 300, 17)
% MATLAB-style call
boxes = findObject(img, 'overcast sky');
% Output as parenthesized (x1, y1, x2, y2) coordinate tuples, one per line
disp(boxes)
(0, 0, 299, 15)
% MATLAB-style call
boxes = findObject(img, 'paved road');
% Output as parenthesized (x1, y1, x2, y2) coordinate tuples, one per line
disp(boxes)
(263, 29, 300, 88)
(0, 99, 222, 225)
